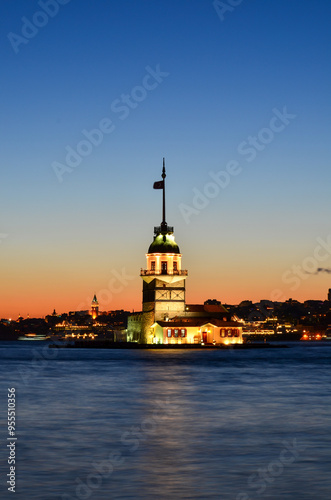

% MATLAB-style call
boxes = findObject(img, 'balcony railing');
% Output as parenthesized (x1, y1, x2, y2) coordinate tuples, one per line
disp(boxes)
(140, 269, 188, 276)
(154, 226, 174, 235)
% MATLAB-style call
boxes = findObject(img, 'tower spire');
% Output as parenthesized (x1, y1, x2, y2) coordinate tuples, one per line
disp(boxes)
(153, 158, 168, 233)
(161, 158, 166, 231)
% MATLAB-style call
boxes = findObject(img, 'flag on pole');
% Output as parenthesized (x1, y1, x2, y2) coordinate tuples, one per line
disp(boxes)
(153, 180, 164, 189)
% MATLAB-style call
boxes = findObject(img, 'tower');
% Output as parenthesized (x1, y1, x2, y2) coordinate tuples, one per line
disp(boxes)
(91, 294, 99, 320)
(140, 159, 188, 342)
(126, 158, 243, 345)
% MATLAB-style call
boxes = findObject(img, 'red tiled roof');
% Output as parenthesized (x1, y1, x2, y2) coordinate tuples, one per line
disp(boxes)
(156, 317, 241, 328)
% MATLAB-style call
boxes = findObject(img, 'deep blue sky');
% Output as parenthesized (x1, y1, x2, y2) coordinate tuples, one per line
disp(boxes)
(1, 0, 331, 316)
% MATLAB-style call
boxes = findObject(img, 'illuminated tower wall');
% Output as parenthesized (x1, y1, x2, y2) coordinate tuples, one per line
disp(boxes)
(140, 225, 188, 341)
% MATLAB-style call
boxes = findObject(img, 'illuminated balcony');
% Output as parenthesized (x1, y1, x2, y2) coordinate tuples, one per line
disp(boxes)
(140, 269, 188, 276)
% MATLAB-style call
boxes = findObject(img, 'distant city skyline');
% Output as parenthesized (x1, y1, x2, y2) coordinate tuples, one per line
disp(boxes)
(2, 0, 331, 318)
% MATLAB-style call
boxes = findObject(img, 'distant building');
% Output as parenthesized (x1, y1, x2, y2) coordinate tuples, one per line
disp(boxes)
(91, 294, 99, 320)
(69, 310, 89, 317)
(126, 160, 243, 345)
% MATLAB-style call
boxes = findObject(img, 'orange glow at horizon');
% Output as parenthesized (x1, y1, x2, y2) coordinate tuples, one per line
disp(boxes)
(1, 220, 330, 319)
(2, 263, 330, 319)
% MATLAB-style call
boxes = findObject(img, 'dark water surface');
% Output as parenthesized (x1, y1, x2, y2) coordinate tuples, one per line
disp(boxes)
(0, 341, 330, 499)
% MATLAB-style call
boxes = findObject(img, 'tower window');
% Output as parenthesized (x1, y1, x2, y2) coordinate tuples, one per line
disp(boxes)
(173, 262, 178, 272)
(151, 261, 155, 271)
(161, 261, 167, 274)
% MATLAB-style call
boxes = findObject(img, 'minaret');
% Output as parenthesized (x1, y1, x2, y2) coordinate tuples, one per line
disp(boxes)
(140, 159, 188, 343)
(91, 294, 99, 320)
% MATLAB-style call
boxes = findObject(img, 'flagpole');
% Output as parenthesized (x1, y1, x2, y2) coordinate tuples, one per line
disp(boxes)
(162, 158, 166, 230)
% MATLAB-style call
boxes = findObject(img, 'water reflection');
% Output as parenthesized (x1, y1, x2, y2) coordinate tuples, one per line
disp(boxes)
(0, 344, 330, 499)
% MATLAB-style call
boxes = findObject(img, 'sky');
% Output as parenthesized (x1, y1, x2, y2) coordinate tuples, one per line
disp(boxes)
(1, 0, 331, 318)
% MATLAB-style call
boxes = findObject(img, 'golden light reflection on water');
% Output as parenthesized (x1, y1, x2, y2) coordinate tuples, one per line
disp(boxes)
(1, 345, 331, 499)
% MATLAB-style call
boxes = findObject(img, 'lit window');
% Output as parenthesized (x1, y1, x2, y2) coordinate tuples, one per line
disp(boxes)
(167, 329, 172, 338)
(228, 330, 232, 337)
(174, 329, 179, 338)
(151, 261, 155, 271)
(173, 262, 178, 272)
(221, 329, 225, 337)
(180, 328, 186, 337)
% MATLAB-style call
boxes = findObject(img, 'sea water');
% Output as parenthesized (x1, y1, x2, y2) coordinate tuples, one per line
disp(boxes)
(0, 341, 330, 499)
